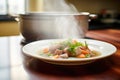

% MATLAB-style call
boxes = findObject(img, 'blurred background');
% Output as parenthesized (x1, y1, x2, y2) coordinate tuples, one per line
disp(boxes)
(0, 0, 120, 36)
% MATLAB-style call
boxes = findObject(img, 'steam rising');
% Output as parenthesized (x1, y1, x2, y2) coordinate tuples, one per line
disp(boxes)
(34, 0, 86, 39)
(43, 0, 78, 13)
(55, 16, 84, 38)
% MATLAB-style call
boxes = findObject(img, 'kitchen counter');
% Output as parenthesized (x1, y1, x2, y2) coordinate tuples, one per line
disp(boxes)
(0, 21, 19, 36)
(0, 29, 120, 80)
(0, 15, 15, 21)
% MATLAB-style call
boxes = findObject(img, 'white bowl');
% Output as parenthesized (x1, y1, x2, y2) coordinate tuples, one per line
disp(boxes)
(22, 39, 117, 65)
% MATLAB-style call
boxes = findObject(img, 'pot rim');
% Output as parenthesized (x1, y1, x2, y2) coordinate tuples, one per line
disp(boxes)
(20, 12, 90, 16)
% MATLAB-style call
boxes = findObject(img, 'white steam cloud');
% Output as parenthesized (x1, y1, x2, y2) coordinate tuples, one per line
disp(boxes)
(33, 0, 87, 39)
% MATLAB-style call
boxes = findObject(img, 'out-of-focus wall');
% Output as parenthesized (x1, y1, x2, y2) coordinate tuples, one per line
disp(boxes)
(68, 0, 120, 13)
(27, 0, 43, 12)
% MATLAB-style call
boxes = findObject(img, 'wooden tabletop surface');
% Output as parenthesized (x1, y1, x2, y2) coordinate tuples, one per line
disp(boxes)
(0, 29, 120, 80)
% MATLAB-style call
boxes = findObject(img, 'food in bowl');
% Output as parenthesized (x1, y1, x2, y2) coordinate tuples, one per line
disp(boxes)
(39, 39, 100, 59)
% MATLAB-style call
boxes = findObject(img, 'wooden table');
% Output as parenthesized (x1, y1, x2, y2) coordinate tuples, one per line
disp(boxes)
(0, 29, 120, 80)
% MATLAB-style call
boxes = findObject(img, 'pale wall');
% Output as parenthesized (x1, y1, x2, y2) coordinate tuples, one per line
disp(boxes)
(27, 0, 43, 12)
